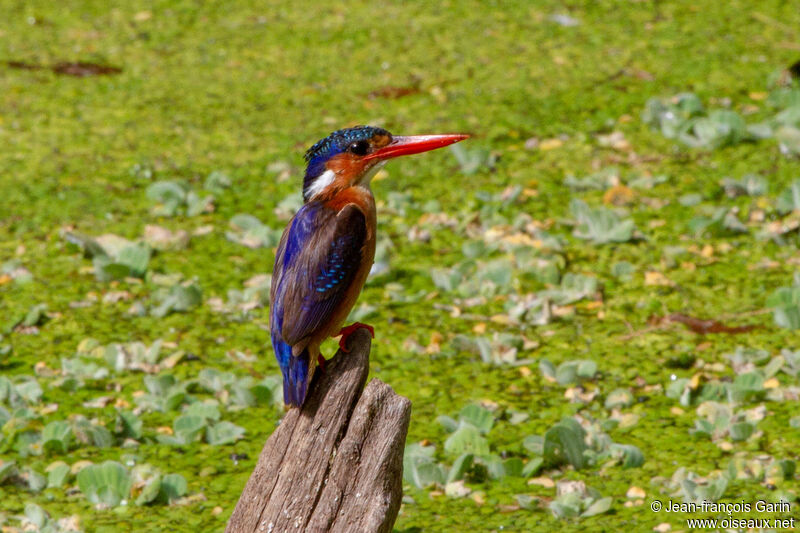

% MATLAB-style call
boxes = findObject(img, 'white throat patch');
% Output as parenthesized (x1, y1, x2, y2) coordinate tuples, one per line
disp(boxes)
(305, 169, 336, 199)
(360, 160, 386, 187)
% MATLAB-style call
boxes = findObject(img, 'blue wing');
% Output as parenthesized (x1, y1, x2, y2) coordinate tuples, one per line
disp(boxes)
(269, 202, 367, 406)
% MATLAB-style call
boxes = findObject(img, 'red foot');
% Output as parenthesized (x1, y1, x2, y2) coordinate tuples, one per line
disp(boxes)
(317, 354, 327, 372)
(337, 322, 375, 353)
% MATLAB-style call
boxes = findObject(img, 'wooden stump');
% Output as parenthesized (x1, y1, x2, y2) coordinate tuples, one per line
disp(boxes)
(226, 328, 411, 533)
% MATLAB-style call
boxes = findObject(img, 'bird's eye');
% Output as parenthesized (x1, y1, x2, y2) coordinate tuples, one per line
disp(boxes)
(348, 140, 370, 156)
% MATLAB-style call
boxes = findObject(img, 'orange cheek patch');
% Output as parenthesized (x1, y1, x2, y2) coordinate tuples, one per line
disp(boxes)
(326, 153, 370, 187)
(372, 133, 392, 149)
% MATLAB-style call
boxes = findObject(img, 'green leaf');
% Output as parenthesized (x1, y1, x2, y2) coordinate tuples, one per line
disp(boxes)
(674, 92, 705, 116)
(0, 460, 17, 483)
(115, 409, 143, 440)
(484, 454, 506, 479)
(507, 408, 530, 425)
(581, 496, 613, 517)
(172, 415, 206, 444)
(14, 377, 43, 404)
(767, 86, 800, 108)
(403, 443, 445, 489)
(477, 259, 514, 288)
(90, 240, 151, 281)
(746, 123, 773, 139)
(690, 419, 713, 439)
(205, 170, 232, 194)
(689, 207, 747, 237)
(729, 422, 755, 441)
(185, 191, 214, 216)
(682, 110, 747, 149)
(777, 125, 800, 156)
(570, 199, 636, 244)
(449, 143, 495, 175)
(458, 404, 494, 434)
(72, 417, 113, 448)
(151, 282, 203, 318)
(24, 503, 47, 528)
(767, 285, 800, 330)
(46, 461, 71, 488)
(250, 376, 282, 406)
(540, 274, 598, 305)
(184, 401, 221, 422)
(135, 475, 162, 505)
(564, 167, 619, 191)
(42, 420, 72, 454)
(610, 444, 644, 468)
(159, 473, 188, 503)
(721, 174, 767, 197)
(576, 360, 598, 379)
(517, 494, 538, 510)
(63, 232, 107, 258)
(552, 359, 597, 385)
(206, 421, 245, 445)
(777, 180, 800, 215)
(226, 214, 281, 248)
(228, 383, 256, 407)
(681, 474, 729, 503)
(77, 461, 132, 507)
(197, 368, 235, 392)
(611, 261, 635, 281)
(444, 422, 490, 456)
(169, 282, 203, 311)
(555, 362, 578, 385)
(778, 459, 796, 480)
(24, 466, 46, 492)
(144, 373, 178, 396)
(446, 453, 474, 483)
(775, 105, 800, 127)
(146, 181, 188, 216)
(88, 424, 114, 448)
(522, 434, 544, 455)
(605, 388, 634, 409)
(522, 457, 544, 477)
(413, 461, 446, 489)
(549, 492, 583, 518)
(22, 304, 48, 327)
(543, 418, 587, 469)
(732, 371, 765, 392)
(431, 267, 462, 292)
(116, 243, 151, 278)
(502, 457, 524, 477)
(436, 415, 459, 433)
(538, 359, 556, 381)
(642, 93, 703, 136)
(93, 258, 131, 282)
(163, 391, 188, 411)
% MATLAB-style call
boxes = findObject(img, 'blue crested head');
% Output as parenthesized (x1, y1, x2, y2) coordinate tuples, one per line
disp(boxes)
(299, 126, 469, 204)
(302, 125, 392, 202)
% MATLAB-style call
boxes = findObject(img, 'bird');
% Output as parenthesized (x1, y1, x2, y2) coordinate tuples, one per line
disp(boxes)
(270, 125, 468, 407)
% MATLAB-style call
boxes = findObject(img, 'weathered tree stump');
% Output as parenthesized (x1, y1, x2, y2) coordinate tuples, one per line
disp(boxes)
(226, 328, 411, 533)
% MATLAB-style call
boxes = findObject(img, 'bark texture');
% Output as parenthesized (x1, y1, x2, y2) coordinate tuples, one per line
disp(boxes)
(226, 328, 411, 533)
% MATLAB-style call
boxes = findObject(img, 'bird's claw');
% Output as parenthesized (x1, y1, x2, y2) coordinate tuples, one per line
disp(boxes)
(317, 354, 327, 372)
(337, 322, 375, 353)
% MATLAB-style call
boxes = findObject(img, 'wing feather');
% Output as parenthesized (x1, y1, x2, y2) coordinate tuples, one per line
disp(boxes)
(270, 202, 367, 348)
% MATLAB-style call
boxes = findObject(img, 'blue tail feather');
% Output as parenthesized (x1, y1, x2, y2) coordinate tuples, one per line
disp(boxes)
(273, 336, 310, 407)
(284, 349, 310, 407)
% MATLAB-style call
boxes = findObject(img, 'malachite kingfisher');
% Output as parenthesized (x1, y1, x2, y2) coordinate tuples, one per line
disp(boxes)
(270, 125, 468, 407)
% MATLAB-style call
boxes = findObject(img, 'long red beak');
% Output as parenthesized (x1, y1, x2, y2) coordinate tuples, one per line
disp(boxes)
(364, 134, 469, 161)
